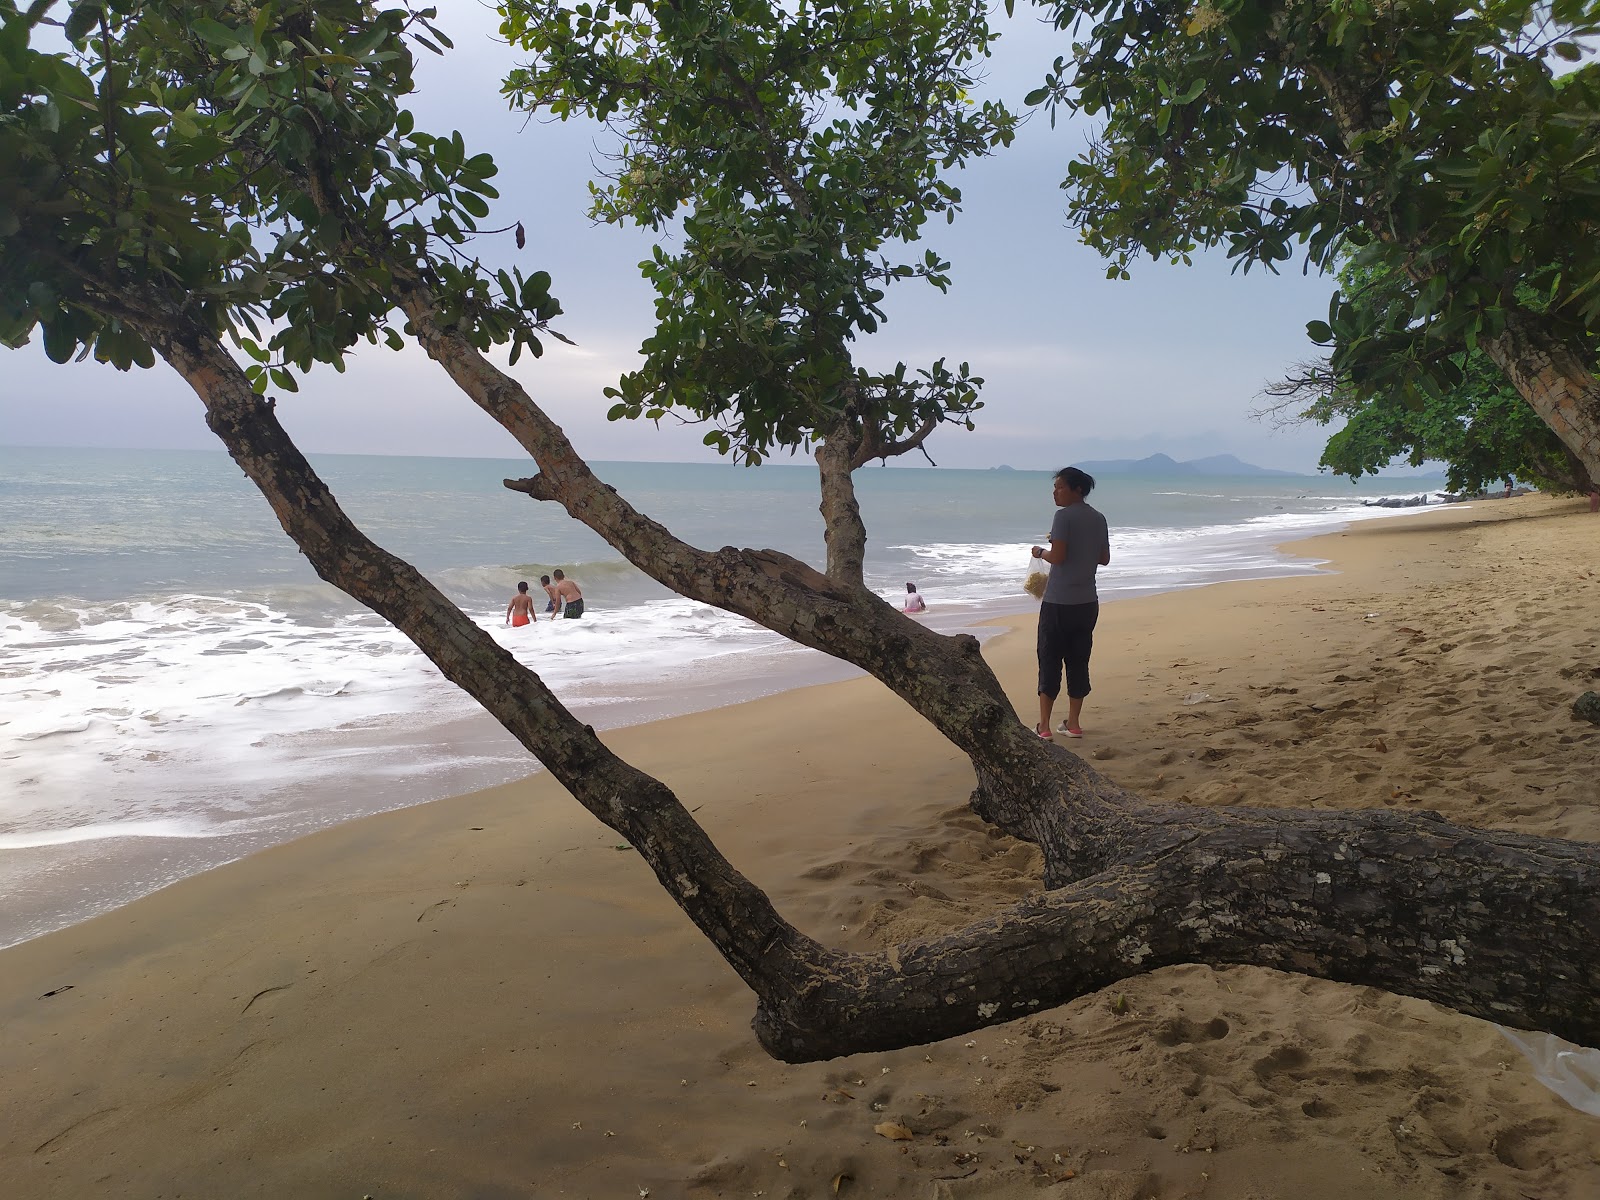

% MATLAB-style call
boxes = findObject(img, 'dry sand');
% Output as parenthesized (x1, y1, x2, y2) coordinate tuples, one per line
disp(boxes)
(3, 495, 1598, 1199)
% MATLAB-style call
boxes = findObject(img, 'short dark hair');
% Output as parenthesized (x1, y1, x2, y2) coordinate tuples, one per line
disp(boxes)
(517, 581, 529, 592)
(553, 569, 565, 580)
(1055, 466, 1095, 497)
(539, 575, 551, 585)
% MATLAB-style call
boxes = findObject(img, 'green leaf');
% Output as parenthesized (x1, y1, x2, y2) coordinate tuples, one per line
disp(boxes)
(42, 322, 77, 364)
(64, 2, 103, 44)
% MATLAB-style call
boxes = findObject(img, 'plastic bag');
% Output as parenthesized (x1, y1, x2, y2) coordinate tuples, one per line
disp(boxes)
(1023, 549, 1048, 599)
(1497, 1026, 1600, 1117)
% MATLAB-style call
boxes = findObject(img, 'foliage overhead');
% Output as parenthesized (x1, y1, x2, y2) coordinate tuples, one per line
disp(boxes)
(0, 0, 560, 392)
(1313, 362, 1588, 495)
(501, 0, 1018, 462)
(1030, 0, 1600, 410)
(1265, 259, 1596, 495)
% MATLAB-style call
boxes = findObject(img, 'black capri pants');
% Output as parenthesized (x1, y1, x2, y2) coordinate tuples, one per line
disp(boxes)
(1037, 600, 1099, 700)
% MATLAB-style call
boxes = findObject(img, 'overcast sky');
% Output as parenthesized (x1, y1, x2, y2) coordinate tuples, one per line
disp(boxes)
(1, 4, 1370, 473)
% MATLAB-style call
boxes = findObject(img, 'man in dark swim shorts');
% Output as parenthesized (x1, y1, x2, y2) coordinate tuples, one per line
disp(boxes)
(553, 569, 585, 618)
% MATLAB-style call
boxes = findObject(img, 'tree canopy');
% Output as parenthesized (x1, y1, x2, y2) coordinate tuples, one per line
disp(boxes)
(1031, 0, 1600, 487)
(501, 0, 1015, 464)
(4, 0, 1600, 1064)
(1260, 261, 1596, 495)
(0, 0, 560, 387)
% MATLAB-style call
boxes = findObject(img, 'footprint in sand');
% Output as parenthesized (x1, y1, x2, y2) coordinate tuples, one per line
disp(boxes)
(1154, 1016, 1231, 1047)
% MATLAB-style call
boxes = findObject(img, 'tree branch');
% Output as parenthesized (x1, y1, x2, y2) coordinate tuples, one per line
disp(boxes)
(852, 412, 943, 468)
(105, 283, 841, 1013)
(384, 265, 1096, 803)
(62, 265, 1600, 1070)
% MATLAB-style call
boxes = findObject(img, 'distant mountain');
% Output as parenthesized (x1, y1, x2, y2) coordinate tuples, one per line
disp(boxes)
(1074, 453, 1301, 478)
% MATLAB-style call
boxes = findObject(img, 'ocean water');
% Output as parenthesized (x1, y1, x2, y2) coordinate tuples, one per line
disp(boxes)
(0, 445, 1451, 946)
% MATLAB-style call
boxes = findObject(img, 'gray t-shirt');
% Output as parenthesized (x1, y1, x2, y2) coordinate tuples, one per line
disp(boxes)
(1044, 501, 1109, 605)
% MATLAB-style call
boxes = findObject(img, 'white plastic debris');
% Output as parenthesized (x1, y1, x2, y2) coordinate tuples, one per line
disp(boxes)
(1497, 1027, 1600, 1117)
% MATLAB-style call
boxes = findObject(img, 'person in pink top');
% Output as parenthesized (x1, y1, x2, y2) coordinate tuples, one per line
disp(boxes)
(902, 582, 926, 613)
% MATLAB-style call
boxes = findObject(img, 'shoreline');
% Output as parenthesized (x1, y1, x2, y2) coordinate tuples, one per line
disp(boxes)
(0, 493, 1460, 951)
(4, 494, 1598, 1197)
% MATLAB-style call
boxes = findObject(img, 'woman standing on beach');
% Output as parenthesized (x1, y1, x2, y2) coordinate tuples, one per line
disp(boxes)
(1030, 467, 1111, 739)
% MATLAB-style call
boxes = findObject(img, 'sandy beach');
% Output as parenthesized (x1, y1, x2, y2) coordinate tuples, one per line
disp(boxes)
(3, 494, 1598, 1199)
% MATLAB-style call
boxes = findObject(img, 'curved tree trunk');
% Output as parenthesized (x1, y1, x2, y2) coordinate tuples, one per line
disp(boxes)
(97, 279, 1600, 1064)
(385, 271, 1096, 813)
(1482, 316, 1600, 490)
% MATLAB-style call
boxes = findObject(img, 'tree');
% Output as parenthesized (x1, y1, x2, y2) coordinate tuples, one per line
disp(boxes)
(1257, 263, 1597, 495)
(4, 0, 1600, 1063)
(1030, 0, 1600, 490)
(1272, 353, 1594, 494)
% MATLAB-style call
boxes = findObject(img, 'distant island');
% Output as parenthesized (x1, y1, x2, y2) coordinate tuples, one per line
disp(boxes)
(1072, 452, 1301, 478)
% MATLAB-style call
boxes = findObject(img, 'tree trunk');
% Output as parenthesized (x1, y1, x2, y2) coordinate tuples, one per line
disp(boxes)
(814, 423, 869, 586)
(385, 271, 1092, 801)
(102, 282, 1600, 1064)
(757, 804, 1600, 1060)
(1482, 315, 1600, 491)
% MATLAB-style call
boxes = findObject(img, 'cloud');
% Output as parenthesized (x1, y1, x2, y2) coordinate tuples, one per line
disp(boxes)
(1, 4, 1352, 476)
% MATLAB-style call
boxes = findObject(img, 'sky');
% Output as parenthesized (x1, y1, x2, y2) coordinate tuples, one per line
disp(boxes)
(0, 3, 1377, 474)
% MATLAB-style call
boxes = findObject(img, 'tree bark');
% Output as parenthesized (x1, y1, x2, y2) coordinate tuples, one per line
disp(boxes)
(385, 270, 1089, 803)
(814, 422, 869, 586)
(1481, 315, 1600, 490)
(106, 288, 836, 1023)
(76, 275, 1600, 1065)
